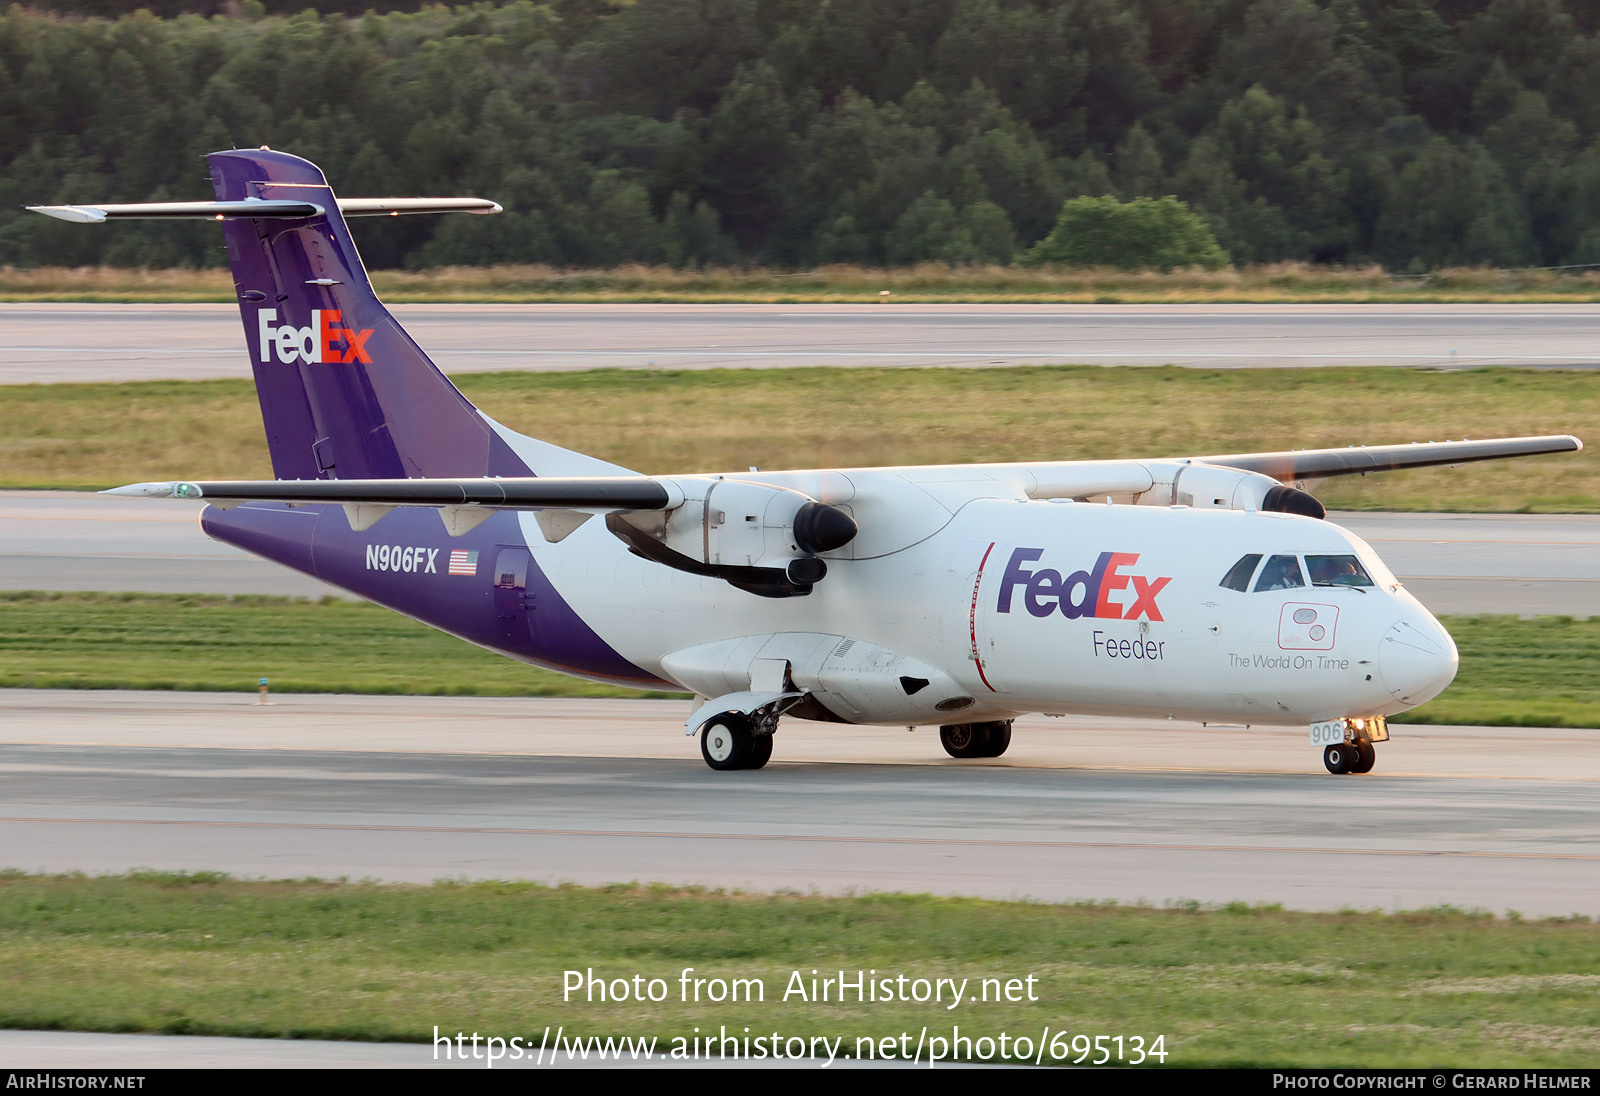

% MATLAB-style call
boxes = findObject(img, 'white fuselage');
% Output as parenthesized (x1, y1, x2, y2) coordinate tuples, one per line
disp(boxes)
(526, 467, 1458, 728)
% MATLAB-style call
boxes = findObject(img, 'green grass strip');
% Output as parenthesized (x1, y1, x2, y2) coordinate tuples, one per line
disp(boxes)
(2, 365, 1594, 512)
(14, 262, 1600, 304)
(0, 592, 673, 699)
(1397, 614, 1600, 728)
(0, 593, 1595, 727)
(0, 873, 1596, 1066)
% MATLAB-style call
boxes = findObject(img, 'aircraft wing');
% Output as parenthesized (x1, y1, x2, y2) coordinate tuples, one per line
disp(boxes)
(1197, 435, 1581, 483)
(104, 476, 679, 509)
(105, 433, 1582, 517)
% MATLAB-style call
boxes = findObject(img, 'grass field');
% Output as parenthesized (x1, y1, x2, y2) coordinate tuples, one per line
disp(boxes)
(12, 262, 1600, 303)
(1, 593, 1594, 728)
(2, 365, 1594, 511)
(1, 873, 1595, 1066)
(0, 592, 670, 699)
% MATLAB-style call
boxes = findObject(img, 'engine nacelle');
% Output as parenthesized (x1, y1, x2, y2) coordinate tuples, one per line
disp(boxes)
(607, 477, 857, 597)
(1140, 462, 1325, 519)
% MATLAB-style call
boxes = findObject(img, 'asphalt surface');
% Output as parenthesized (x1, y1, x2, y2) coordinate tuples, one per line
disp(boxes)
(0, 1030, 883, 1069)
(2, 691, 1597, 917)
(9, 302, 1600, 382)
(0, 490, 348, 599)
(3, 301, 1595, 1068)
(3, 490, 1595, 614)
(0, 1030, 562, 1070)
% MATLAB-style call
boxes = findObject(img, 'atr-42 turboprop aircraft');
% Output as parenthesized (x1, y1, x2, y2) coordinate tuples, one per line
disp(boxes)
(33, 149, 1582, 773)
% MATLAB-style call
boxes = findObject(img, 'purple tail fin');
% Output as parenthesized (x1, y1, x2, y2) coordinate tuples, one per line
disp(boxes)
(210, 149, 527, 480)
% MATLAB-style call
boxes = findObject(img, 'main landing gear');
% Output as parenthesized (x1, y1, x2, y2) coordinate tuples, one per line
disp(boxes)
(939, 720, 1013, 759)
(1323, 738, 1376, 775)
(700, 714, 773, 771)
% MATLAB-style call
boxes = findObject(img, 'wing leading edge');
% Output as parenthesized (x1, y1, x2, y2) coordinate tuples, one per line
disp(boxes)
(105, 433, 1581, 520)
(1198, 434, 1581, 483)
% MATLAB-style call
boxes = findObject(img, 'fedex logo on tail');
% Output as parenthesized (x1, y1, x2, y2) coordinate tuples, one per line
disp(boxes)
(996, 547, 1172, 621)
(258, 309, 373, 365)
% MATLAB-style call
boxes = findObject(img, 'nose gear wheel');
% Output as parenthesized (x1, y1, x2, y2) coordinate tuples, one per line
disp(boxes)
(1324, 743, 1355, 774)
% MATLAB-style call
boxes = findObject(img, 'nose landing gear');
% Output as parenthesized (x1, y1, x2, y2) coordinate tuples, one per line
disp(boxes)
(1323, 742, 1356, 774)
(1324, 723, 1388, 774)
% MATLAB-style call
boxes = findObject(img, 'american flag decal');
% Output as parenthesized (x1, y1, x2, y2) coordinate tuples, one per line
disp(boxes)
(447, 549, 479, 576)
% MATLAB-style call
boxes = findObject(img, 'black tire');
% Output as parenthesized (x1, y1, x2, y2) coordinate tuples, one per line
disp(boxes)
(939, 723, 987, 759)
(1323, 743, 1356, 775)
(1352, 739, 1376, 774)
(983, 721, 1013, 758)
(748, 734, 773, 770)
(701, 715, 754, 771)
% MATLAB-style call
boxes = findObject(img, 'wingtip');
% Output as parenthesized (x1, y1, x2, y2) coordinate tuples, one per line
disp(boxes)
(100, 481, 203, 499)
(101, 482, 173, 497)
(26, 204, 106, 224)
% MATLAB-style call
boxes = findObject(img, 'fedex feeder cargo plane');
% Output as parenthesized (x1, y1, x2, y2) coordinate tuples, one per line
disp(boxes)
(31, 149, 1582, 773)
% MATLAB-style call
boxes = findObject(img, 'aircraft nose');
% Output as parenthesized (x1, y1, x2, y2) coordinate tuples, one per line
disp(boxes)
(1379, 616, 1459, 706)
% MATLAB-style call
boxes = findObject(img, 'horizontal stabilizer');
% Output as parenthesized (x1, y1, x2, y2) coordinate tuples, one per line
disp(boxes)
(104, 476, 679, 511)
(28, 199, 325, 222)
(336, 197, 502, 217)
(1201, 435, 1582, 482)
(27, 197, 500, 223)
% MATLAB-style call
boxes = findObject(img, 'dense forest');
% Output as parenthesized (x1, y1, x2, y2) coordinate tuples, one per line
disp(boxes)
(5, 0, 1600, 270)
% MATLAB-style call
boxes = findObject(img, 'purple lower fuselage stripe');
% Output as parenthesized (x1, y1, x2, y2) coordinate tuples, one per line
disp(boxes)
(202, 503, 667, 689)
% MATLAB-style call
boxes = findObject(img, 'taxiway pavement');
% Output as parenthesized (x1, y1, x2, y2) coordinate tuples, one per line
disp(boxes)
(8, 302, 1600, 383)
(0, 1029, 924, 1069)
(3, 491, 1594, 614)
(3, 690, 1597, 917)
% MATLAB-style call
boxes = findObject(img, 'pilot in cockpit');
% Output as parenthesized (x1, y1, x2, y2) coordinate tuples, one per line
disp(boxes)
(1254, 555, 1304, 591)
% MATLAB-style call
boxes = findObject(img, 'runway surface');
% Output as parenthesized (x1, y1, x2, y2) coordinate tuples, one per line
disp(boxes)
(0, 490, 347, 599)
(9, 309, 1597, 1070)
(3, 690, 1598, 917)
(4, 490, 1595, 614)
(8, 302, 1600, 383)
(0, 1030, 552, 1070)
(0, 1030, 876, 1070)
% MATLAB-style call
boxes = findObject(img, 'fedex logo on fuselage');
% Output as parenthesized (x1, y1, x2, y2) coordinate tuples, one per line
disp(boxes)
(258, 309, 373, 365)
(996, 547, 1172, 621)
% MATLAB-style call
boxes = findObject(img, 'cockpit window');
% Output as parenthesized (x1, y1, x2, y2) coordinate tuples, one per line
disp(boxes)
(1220, 554, 1262, 592)
(1307, 554, 1375, 588)
(1253, 554, 1305, 592)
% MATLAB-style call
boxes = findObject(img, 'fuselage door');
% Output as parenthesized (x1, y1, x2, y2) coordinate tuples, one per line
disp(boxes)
(493, 546, 533, 647)
(951, 539, 1005, 695)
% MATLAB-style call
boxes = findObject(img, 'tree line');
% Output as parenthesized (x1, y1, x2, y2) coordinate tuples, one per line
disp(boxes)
(4, 0, 1600, 271)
